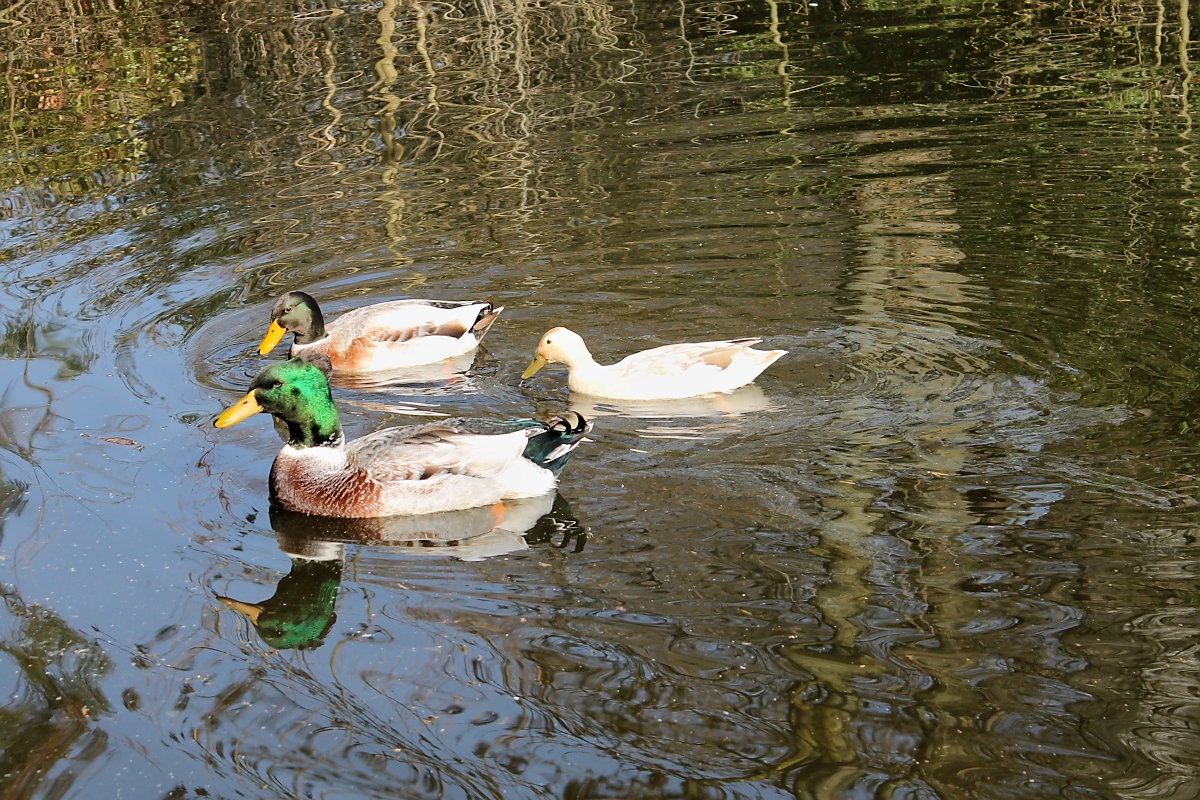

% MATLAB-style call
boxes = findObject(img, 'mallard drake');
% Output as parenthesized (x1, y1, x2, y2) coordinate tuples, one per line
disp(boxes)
(522, 326, 787, 400)
(257, 291, 503, 372)
(215, 356, 590, 518)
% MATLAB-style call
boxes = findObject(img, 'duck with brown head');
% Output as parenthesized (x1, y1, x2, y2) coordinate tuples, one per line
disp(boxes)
(258, 291, 503, 372)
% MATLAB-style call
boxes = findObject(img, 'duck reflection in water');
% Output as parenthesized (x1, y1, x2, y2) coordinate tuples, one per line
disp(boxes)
(218, 544, 343, 651)
(218, 493, 585, 650)
(567, 382, 778, 420)
(327, 349, 478, 393)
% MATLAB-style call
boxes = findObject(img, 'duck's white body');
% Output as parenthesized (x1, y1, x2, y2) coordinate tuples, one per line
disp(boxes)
(525, 327, 787, 400)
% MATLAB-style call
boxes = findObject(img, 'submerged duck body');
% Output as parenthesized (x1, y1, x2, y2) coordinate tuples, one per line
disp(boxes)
(215, 357, 590, 518)
(259, 291, 503, 372)
(522, 326, 787, 400)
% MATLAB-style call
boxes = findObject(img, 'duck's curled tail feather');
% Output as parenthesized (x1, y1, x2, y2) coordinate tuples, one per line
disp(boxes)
(470, 304, 505, 343)
(523, 412, 592, 476)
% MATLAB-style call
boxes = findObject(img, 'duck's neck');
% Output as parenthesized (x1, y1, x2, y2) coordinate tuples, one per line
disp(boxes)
(285, 420, 343, 449)
(564, 343, 602, 373)
(293, 305, 327, 345)
(283, 397, 343, 449)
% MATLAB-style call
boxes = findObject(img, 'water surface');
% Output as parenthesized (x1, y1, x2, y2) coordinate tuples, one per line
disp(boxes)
(3, 0, 1200, 797)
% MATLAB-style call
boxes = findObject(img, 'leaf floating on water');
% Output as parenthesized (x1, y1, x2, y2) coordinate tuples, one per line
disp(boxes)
(80, 433, 144, 451)
(100, 437, 139, 447)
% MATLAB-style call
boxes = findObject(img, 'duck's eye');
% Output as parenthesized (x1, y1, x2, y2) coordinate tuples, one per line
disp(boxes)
(546, 339, 553, 345)
(271, 381, 283, 389)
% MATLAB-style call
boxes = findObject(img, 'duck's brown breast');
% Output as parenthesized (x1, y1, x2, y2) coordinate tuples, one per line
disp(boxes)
(269, 449, 384, 518)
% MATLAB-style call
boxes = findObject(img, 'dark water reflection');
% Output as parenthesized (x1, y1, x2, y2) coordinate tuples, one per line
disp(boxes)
(4, 0, 1200, 796)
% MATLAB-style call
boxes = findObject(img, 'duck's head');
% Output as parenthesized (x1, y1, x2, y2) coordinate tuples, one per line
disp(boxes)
(258, 291, 327, 354)
(215, 356, 342, 448)
(522, 327, 591, 378)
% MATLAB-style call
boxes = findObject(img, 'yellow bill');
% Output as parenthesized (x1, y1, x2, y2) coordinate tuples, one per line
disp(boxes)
(521, 354, 548, 380)
(215, 391, 263, 428)
(217, 596, 263, 624)
(257, 320, 287, 355)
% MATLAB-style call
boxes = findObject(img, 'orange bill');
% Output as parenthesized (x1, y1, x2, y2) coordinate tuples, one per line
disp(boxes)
(257, 320, 287, 355)
(217, 596, 263, 624)
(215, 391, 262, 428)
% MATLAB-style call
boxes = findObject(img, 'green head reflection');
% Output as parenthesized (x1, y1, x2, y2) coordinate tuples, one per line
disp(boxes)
(218, 556, 342, 651)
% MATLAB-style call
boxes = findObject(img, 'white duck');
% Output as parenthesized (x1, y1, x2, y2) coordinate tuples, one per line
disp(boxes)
(521, 326, 786, 400)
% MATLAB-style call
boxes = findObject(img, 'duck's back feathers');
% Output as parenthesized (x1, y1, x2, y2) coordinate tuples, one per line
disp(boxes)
(349, 413, 592, 481)
(331, 300, 489, 342)
(617, 339, 761, 374)
(347, 421, 532, 482)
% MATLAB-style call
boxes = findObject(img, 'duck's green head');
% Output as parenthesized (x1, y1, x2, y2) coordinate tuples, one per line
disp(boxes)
(258, 291, 327, 354)
(215, 357, 342, 448)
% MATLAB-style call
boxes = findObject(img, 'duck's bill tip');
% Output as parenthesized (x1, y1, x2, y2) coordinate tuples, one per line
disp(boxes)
(215, 392, 262, 428)
(217, 595, 264, 624)
(257, 320, 287, 356)
(521, 354, 548, 380)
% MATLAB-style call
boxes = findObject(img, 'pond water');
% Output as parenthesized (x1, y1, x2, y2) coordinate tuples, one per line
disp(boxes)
(4, 0, 1200, 797)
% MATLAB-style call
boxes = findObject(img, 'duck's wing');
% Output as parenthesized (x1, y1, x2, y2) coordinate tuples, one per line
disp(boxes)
(346, 421, 528, 482)
(615, 338, 764, 378)
(331, 301, 493, 344)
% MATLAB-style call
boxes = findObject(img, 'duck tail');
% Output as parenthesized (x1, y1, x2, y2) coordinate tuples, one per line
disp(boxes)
(523, 412, 592, 476)
(470, 305, 505, 343)
(755, 348, 788, 370)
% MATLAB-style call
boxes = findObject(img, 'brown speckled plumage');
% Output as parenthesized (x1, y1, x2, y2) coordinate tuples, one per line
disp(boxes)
(269, 448, 384, 517)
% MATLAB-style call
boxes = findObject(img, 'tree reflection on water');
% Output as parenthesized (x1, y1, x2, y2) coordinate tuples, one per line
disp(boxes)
(0, 472, 114, 800)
